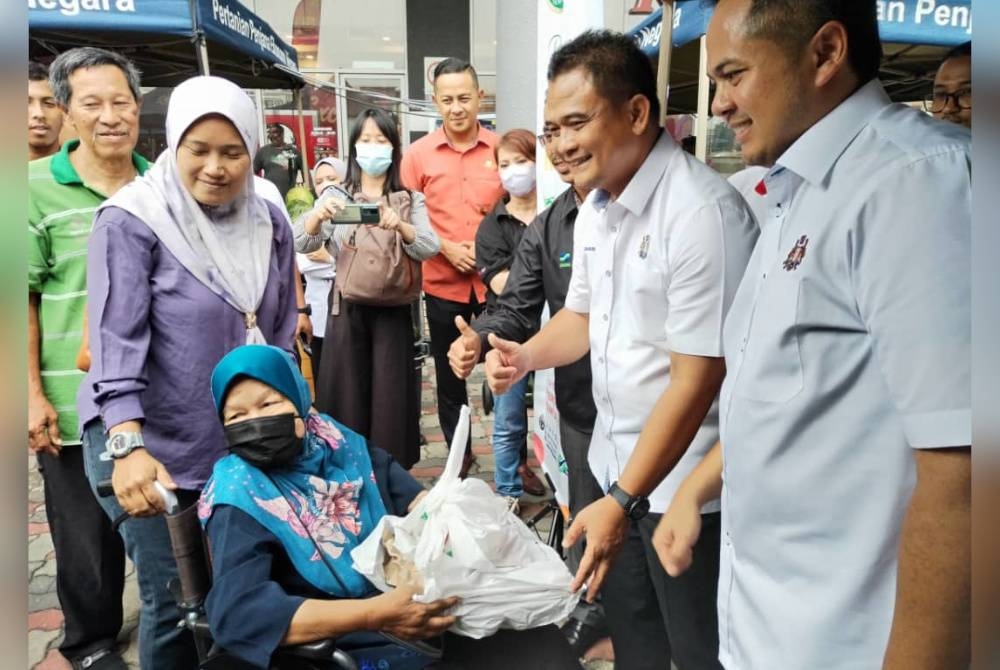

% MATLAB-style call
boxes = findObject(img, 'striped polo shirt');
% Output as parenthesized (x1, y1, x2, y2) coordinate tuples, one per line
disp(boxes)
(28, 140, 149, 444)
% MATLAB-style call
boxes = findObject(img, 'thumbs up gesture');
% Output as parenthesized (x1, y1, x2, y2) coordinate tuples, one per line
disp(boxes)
(447, 316, 482, 380)
(484, 333, 533, 396)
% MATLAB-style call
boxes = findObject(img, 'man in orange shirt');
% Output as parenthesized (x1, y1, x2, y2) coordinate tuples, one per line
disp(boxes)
(401, 58, 504, 473)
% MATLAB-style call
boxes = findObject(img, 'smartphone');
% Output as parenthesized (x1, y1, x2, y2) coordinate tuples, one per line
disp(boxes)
(337, 203, 381, 224)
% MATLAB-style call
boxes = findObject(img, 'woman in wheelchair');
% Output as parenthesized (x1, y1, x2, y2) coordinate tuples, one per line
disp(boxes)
(200, 344, 581, 669)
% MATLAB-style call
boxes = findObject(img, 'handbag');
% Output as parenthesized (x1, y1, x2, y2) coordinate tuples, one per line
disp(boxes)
(332, 190, 422, 311)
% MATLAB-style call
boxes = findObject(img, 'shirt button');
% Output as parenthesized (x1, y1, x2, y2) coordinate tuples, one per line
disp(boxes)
(605, 270, 612, 277)
(598, 356, 605, 363)
(602, 314, 609, 322)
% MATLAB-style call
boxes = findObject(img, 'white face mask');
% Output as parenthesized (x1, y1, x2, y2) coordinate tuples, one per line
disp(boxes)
(499, 162, 536, 197)
(354, 142, 393, 176)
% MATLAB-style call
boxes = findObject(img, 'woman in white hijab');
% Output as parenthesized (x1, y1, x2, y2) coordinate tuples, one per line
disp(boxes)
(79, 75, 298, 668)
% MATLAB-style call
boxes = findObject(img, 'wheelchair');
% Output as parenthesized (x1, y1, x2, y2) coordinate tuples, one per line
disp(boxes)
(144, 497, 440, 669)
(164, 502, 362, 670)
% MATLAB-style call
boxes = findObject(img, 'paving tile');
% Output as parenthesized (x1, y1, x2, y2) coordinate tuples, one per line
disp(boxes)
(28, 534, 54, 563)
(28, 522, 50, 536)
(28, 591, 61, 613)
(34, 648, 72, 670)
(29, 575, 56, 596)
(28, 608, 64, 632)
(28, 629, 60, 668)
(32, 559, 57, 578)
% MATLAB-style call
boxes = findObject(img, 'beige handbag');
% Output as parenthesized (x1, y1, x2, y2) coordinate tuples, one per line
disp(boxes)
(332, 190, 421, 312)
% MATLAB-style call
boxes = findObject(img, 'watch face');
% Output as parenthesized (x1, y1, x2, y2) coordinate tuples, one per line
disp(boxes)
(108, 433, 128, 455)
(629, 497, 651, 520)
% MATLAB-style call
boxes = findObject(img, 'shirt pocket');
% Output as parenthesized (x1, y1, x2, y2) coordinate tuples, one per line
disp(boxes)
(625, 265, 668, 342)
(733, 272, 803, 402)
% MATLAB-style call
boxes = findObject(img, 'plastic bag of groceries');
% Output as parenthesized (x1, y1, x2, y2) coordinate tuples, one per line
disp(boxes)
(351, 406, 579, 638)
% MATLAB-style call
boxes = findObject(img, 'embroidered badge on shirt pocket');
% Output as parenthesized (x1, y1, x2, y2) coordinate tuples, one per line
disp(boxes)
(782, 235, 809, 271)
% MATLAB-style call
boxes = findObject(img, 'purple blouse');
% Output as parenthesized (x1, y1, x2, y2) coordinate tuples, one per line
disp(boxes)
(78, 203, 298, 489)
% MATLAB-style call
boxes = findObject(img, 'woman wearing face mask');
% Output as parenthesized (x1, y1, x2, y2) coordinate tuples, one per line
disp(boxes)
(78, 76, 298, 668)
(473, 129, 543, 513)
(294, 108, 439, 469)
(201, 344, 582, 669)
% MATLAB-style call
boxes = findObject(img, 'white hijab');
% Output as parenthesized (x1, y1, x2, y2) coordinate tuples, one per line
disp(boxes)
(100, 75, 273, 344)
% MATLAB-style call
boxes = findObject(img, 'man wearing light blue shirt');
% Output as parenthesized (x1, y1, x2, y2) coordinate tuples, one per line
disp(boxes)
(652, 1, 971, 669)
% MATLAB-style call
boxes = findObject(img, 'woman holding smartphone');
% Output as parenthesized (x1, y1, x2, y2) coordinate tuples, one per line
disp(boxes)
(293, 108, 438, 469)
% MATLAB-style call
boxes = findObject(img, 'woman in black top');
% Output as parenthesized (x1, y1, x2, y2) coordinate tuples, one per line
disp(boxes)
(474, 129, 539, 513)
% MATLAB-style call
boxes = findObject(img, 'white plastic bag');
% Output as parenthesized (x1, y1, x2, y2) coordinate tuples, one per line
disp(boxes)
(351, 406, 580, 638)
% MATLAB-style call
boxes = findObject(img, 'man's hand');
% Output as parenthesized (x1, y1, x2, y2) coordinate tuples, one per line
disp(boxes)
(296, 313, 313, 345)
(440, 239, 476, 274)
(484, 333, 532, 395)
(370, 586, 459, 640)
(562, 496, 628, 602)
(447, 316, 481, 380)
(112, 448, 178, 517)
(652, 492, 703, 577)
(28, 393, 61, 457)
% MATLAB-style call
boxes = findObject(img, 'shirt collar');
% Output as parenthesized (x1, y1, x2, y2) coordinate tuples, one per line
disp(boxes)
(432, 125, 488, 152)
(593, 131, 674, 216)
(50, 139, 151, 186)
(775, 79, 891, 187)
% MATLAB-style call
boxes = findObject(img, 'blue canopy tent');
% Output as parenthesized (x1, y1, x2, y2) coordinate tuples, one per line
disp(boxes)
(28, 0, 302, 89)
(628, 0, 972, 110)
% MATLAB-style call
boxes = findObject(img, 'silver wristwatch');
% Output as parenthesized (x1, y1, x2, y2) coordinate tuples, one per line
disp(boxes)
(106, 431, 145, 459)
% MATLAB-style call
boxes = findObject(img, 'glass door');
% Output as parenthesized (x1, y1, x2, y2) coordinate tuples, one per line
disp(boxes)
(333, 71, 409, 157)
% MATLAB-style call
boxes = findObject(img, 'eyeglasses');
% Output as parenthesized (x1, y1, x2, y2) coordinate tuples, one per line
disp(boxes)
(923, 88, 971, 113)
(538, 108, 605, 147)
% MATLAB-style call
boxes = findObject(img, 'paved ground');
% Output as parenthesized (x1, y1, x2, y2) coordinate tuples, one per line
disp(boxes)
(27, 359, 615, 669)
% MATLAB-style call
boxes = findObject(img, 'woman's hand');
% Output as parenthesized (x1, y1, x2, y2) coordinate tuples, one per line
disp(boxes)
(406, 489, 430, 514)
(370, 586, 458, 640)
(304, 196, 347, 235)
(305, 248, 333, 264)
(377, 203, 417, 243)
(112, 447, 178, 517)
(377, 202, 401, 231)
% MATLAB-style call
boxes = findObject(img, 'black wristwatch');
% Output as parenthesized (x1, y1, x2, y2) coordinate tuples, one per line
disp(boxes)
(608, 481, 650, 521)
(297, 305, 312, 316)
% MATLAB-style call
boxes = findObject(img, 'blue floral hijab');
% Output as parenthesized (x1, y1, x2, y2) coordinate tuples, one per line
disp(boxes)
(198, 344, 387, 597)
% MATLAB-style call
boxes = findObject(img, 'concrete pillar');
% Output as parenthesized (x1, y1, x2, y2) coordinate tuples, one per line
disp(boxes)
(495, 0, 538, 133)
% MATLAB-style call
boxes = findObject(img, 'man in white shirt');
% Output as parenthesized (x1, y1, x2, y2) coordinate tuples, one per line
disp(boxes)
(485, 29, 757, 669)
(653, 1, 971, 668)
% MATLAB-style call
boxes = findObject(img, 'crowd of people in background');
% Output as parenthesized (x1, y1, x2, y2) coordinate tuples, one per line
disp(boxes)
(27, 1, 971, 668)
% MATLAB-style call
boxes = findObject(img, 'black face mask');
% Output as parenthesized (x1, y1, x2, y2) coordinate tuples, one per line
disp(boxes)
(223, 413, 302, 469)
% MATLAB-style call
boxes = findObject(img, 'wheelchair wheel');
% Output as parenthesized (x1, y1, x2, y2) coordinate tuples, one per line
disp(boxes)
(481, 379, 494, 415)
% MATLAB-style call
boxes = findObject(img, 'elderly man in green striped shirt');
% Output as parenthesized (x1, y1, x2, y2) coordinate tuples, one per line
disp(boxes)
(28, 47, 148, 670)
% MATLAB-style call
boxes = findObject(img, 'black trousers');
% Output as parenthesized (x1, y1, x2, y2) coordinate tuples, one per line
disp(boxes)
(310, 336, 324, 387)
(424, 293, 483, 454)
(431, 625, 581, 669)
(559, 418, 609, 630)
(598, 511, 723, 670)
(317, 299, 421, 469)
(37, 446, 126, 660)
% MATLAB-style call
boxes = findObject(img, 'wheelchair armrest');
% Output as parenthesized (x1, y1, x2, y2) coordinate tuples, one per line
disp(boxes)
(275, 639, 338, 660)
(273, 639, 359, 670)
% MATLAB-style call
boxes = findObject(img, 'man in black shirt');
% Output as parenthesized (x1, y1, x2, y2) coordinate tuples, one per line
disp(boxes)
(253, 122, 303, 199)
